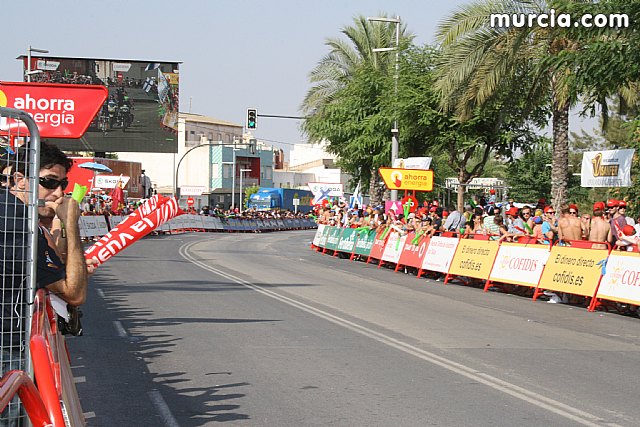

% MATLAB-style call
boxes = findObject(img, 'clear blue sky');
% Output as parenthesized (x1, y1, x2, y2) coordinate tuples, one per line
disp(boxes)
(3, 0, 597, 153)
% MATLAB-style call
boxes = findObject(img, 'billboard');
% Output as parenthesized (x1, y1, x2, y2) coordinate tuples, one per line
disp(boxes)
(21, 55, 180, 153)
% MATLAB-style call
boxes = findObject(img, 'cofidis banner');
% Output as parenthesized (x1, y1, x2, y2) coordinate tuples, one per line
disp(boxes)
(448, 238, 500, 280)
(489, 243, 551, 287)
(596, 251, 640, 306)
(538, 246, 608, 297)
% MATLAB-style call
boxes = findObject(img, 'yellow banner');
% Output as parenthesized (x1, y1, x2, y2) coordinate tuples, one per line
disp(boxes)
(379, 168, 434, 191)
(538, 246, 608, 297)
(448, 239, 500, 280)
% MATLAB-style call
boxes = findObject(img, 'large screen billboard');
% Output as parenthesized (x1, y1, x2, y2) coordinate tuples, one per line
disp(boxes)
(21, 55, 180, 153)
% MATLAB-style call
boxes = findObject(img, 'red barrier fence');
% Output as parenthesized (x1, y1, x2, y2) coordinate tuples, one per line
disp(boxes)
(0, 370, 52, 427)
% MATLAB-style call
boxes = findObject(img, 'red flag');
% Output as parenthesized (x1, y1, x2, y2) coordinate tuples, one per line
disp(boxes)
(85, 196, 184, 266)
(110, 176, 125, 214)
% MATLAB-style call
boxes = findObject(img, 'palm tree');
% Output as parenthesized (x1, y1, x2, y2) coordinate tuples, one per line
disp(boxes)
(301, 15, 413, 206)
(434, 0, 581, 210)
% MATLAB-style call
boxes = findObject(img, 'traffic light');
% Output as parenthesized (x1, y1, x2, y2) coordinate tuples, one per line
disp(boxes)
(247, 108, 257, 129)
(249, 138, 257, 154)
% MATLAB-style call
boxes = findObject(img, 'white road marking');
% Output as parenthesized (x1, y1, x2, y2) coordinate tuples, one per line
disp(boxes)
(148, 390, 180, 427)
(97, 288, 105, 299)
(180, 241, 620, 427)
(74, 376, 86, 384)
(113, 321, 127, 338)
(83, 411, 96, 419)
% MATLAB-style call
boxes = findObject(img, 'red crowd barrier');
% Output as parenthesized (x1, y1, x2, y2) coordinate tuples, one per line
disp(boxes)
(0, 370, 52, 427)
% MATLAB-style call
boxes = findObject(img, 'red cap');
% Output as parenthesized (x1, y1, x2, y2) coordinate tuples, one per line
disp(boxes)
(429, 207, 437, 212)
(607, 199, 619, 208)
(490, 189, 496, 194)
(623, 225, 636, 236)
(443, 210, 449, 217)
(432, 200, 439, 207)
(569, 204, 578, 211)
(618, 200, 627, 208)
(506, 207, 519, 216)
(543, 206, 554, 214)
(593, 201, 605, 211)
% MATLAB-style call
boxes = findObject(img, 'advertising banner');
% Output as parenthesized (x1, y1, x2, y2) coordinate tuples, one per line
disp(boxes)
(353, 229, 376, 256)
(317, 225, 331, 248)
(324, 227, 343, 251)
(581, 149, 635, 187)
(397, 233, 430, 269)
(538, 246, 608, 297)
(336, 228, 358, 253)
(379, 168, 434, 191)
(595, 252, 640, 306)
(0, 81, 107, 138)
(313, 224, 326, 247)
(489, 243, 551, 287)
(368, 231, 388, 261)
(421, 236, 460, 274)
(448, 239, 500, 280)
(381, 232, 407, 264)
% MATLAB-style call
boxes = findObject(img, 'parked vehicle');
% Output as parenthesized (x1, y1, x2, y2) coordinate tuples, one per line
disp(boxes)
(247, 187, 313, 213)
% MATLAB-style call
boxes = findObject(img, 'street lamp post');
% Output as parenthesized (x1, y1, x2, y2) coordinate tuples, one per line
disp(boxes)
(368, 16, 400, 201)
(26, 45, 49, 82)
(239, 168, 252, 210)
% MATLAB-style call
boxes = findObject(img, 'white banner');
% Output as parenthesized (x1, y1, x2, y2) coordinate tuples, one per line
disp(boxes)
(393, 157, 432, 170)
(36, 60, 60, 71)
(179, 186, 206, 196)
(381, 232, 407, 264)
(112, 63, 132, 72)
(596, 252, 640, 305)
(581, 149, 634, 187)
(422, 236, 460, 273)
(313, 224, 326, 247)
(489, 243, 550, 287)
(95, 175, 131, 189)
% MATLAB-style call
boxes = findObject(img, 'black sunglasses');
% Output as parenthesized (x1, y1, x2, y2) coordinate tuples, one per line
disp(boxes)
(39, 176, 68, 190)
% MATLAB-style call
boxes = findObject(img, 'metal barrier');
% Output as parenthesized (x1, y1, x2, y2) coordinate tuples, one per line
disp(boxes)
(1, 106, 42, 426)
(0, 370, 52, 427)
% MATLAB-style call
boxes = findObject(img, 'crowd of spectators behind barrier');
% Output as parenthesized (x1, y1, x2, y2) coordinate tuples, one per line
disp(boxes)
(313, 190, 640, 251)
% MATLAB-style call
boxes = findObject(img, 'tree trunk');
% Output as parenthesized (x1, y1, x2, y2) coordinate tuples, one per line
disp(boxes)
(368, 166, 385, 207)
(457, 169, 467, 213)
(551, 75, 570, 211)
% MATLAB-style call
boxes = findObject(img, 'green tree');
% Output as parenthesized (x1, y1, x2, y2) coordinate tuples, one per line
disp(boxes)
(301, 15, 414, 206)
(434, 0, 639, 211)
(505, 141, 552, 203)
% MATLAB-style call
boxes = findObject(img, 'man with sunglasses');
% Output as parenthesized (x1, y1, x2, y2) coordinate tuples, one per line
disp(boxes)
(1, 141, 92, 345)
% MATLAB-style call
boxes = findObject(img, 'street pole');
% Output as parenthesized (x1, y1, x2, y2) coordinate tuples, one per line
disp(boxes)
(367, 16, 401, 201)
(239, 168, 251, 210)
(231, 149, 236, 209)
(26, 45, 49, 82)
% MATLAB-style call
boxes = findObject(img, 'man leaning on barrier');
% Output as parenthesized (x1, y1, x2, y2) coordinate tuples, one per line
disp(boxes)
(1, 141, 97, 426)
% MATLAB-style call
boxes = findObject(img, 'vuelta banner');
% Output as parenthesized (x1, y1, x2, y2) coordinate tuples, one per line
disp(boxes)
(537, 246, 607, 297)
(0, 81, 108, 138)
(448, 238, 500, 280)
(581, 149, 634, 187)
(421, 236, 460, 274)
(489, 243, 551, 287)
(596, 252, 640, 306)
(85, 196, 184, 265)
(335, 228, 358, 253)
(368, 231, 388, 261)
(353, 229, 376, 256)
(381, 232, 407, 264)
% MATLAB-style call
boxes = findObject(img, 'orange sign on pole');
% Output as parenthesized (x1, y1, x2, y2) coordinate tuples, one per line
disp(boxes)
(379, 168, 434, 191)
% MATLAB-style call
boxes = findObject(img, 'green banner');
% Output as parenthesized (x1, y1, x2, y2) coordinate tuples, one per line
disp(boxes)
(353, 229, 376, 256)
(336, 228, 358, 253)
(325, 227, 343, 251)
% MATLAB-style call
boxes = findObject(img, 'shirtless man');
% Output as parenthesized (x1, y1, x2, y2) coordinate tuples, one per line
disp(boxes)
(557, 205, 583, 242)
(589, 201, 612, 249)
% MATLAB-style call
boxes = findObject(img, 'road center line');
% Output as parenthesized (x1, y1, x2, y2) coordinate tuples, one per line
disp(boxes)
(180, 241, 618, 427)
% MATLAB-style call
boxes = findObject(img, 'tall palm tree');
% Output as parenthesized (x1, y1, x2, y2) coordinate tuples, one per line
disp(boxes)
(301, 15, 413, 205)
(435, 0, 579, 210)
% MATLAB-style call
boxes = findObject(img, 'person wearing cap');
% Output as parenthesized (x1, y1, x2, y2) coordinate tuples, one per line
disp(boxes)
(503, 206, 523, 236)
(558, 205, 583, 242)
(589, 201, 611, 248)
(488, 189, 496, 204)
(608, 199, 627, 245)
(617, 200, 635, 226)
(614, 224, 639, 251)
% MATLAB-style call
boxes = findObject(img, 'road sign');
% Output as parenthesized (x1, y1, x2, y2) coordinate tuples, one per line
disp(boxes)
(379, 168, 434, 191)
(401, 195, 418, 213)
(187, 197, 195, 207)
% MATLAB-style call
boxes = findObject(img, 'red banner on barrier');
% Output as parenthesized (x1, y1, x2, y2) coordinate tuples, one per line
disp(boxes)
(367, 231, 388, 263)
(85, 196, 183, 265)
(397, 233, 430, 270)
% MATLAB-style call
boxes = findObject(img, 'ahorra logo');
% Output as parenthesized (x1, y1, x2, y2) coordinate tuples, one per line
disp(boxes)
(12, 93, 76, 128)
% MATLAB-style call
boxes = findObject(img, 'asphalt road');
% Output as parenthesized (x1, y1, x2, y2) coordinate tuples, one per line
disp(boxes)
(67, 230, 640, 426)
